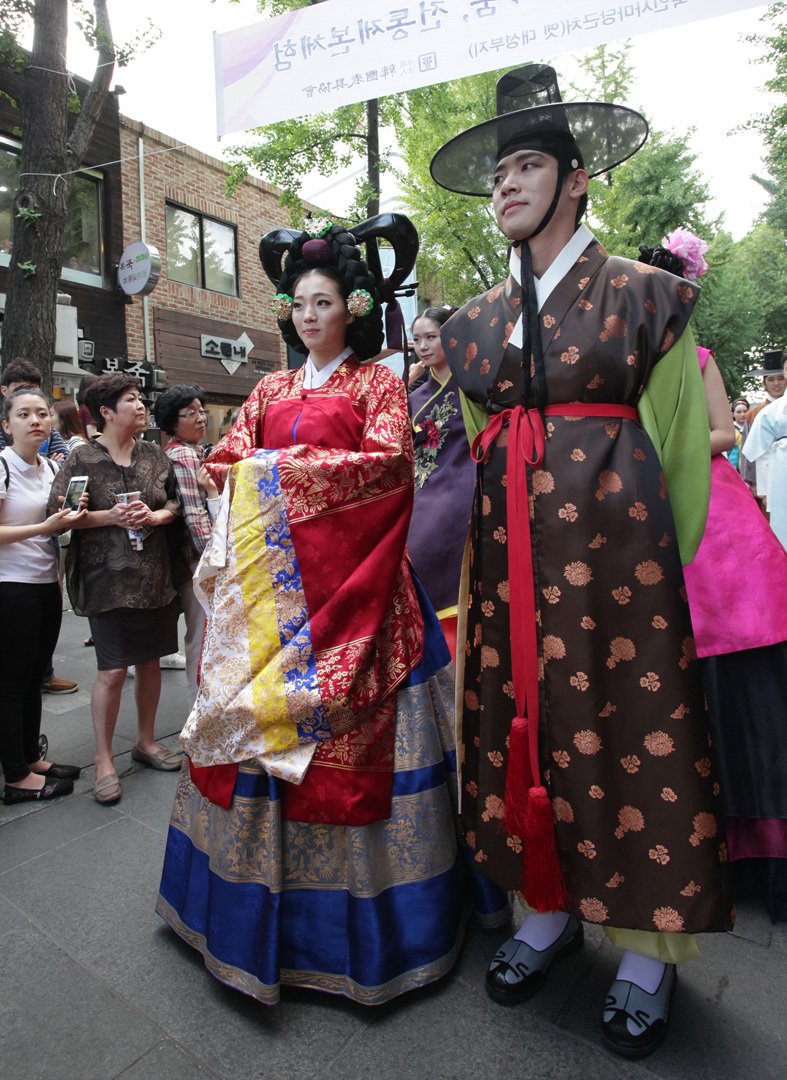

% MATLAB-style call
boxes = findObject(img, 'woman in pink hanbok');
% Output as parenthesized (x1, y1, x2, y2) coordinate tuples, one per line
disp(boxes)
(641, 233, 787, 921)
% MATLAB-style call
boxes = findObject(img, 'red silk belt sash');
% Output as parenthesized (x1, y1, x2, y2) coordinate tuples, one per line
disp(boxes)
(470, 402, 639, 909)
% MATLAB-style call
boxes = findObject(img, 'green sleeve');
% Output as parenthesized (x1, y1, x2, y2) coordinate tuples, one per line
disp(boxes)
(637, 326, 710, 565)
(458, 389, 489, 447)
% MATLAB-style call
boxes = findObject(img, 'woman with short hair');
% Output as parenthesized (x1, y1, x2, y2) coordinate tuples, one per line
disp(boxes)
(49, 373, 184, 804)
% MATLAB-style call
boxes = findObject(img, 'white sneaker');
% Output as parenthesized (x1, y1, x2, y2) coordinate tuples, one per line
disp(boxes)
(126, 666, 135, 678)
(160, 652, 186, 670)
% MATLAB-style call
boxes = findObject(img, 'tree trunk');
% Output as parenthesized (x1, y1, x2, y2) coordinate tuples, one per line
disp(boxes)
(366, 97, 380, 219)
(1, 0, 115, 393)
(1, 0, 71, 393)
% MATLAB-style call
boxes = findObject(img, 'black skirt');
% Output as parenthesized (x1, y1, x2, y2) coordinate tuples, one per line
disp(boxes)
(701, 641, 787, 820)
(89, 599, 179, 671)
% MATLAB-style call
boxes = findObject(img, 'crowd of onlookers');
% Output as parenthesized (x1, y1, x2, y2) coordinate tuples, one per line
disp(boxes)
(0, 360, 218, 806)
(2, 344, 787, 810)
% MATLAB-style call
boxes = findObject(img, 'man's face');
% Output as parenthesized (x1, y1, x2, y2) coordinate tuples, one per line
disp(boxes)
(764, 372, 786, 399)
(492, 149, 561, 243)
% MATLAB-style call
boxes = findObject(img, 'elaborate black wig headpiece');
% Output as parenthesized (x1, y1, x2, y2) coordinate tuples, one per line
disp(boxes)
(260, 214, 419, 361)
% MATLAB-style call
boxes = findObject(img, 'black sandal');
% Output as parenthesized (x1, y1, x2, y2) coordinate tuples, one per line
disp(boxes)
(83, 637, 94, 647)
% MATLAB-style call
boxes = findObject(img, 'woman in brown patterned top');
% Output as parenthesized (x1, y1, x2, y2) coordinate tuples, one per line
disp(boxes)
(49, 374, 184, 805)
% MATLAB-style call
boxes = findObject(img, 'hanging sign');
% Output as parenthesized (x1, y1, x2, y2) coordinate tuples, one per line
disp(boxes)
(201, 331, 254, 375)
(118, 241, 161, 298)
(214, 0, 764, 136)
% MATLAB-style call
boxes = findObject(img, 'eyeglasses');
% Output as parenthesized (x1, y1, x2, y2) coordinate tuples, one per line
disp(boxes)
(177, 408, 207, 421)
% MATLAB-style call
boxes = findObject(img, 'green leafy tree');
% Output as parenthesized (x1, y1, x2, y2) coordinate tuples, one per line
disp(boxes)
(394, 71, 508, 305)
(690, 231, 766, 396)
(738, 223, 787, 354)
(224, 0, 397, 221)
(746, 3, 787, 233)
(222, 2, 507, 300)
(0, 1, 158, 390)
(569, 40, 635, 106)
(586, 129, 719, 257)
(568, 42, 718, 255)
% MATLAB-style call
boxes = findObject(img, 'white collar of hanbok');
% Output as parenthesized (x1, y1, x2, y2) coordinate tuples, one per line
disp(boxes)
(302, 346, 353, 390)
(508, 223, 594, 349)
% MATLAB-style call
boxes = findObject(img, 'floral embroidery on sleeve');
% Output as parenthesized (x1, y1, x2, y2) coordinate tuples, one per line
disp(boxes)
(413, 392, 459, 490)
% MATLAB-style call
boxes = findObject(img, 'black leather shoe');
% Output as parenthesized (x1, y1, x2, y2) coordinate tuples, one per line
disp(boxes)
(602, 964, 677, 1059)
(485, 917, 584, 1004)
(2, 778, 74, 805)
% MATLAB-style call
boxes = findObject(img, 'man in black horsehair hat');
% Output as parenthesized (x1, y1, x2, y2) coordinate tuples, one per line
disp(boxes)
(740, 349, 785, 499)
(430, 63, 733, 1060)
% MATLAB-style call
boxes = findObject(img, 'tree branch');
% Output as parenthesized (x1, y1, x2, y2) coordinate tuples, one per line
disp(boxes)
(459, 243, 492, 292)
(68, 0, 114, 165)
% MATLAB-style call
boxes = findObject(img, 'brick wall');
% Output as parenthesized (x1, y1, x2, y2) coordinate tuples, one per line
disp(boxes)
(120, 117, 314, 390)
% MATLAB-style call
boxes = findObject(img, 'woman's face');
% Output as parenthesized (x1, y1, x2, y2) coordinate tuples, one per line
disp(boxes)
(172, 398, 207, 445)
(412, 318, 446, 368)
(292, 272, 352, 363)
(2, 393, 51, 449)
(103, 389, 147, 435)
(733, 402, 748, 424)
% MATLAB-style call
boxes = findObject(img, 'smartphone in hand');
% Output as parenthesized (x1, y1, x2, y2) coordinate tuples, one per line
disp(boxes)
(63, 475, 88, 514)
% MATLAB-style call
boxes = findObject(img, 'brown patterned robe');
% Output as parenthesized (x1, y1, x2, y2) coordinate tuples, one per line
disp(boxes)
(444, 238, 733, 935)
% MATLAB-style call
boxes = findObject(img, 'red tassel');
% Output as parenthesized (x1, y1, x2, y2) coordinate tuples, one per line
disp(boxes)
(504, 716, 531, 836)
(522, 784, 568, 913)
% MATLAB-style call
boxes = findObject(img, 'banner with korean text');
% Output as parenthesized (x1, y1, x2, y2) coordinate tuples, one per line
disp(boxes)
(214, 0, 764, 136)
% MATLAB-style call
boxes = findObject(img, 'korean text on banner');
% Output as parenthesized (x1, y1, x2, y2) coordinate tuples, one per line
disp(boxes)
(213, 0, 764, 138)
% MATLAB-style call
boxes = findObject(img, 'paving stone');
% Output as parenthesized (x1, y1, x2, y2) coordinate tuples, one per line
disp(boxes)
(730, 897, 774, 948)
(3, 605, 784, 1080)
(0, 923, 165, 1080)
(115, 1041, 221, 1079)
(0, 891, 25, 937)
(0, 787, 118, 871)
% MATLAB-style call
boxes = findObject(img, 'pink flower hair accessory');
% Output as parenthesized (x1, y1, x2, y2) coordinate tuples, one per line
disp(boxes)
(662, 228, 708, 281)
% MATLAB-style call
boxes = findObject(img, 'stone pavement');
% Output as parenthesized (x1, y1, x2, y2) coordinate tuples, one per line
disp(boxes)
(1, 609, 785, 1080)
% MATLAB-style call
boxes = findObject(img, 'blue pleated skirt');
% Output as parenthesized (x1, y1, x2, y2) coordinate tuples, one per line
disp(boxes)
(156, 579, 508, 1005)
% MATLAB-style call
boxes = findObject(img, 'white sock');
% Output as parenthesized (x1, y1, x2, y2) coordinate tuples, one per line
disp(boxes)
(514, 910, 570, 950)
(615, 950, 666, 994)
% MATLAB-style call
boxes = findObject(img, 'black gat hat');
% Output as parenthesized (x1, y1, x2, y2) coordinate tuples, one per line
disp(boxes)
(430, 63, 649, 197)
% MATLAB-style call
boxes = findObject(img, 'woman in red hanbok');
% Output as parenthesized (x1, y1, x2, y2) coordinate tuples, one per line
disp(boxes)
(156, 217, 508, 1006)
